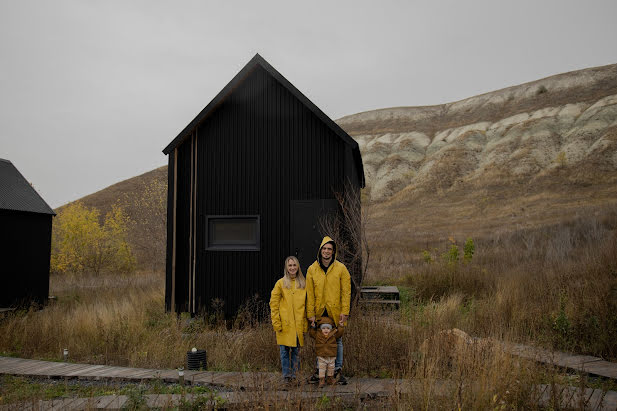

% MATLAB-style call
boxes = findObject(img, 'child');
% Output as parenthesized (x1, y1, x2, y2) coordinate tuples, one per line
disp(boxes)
(308, 317, 345, 387)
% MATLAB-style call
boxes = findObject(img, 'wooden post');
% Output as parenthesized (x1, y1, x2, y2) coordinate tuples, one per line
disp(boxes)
(192, 132, 198, 314)
(188, 134, 194, 313)
(171, 148, 178, 312)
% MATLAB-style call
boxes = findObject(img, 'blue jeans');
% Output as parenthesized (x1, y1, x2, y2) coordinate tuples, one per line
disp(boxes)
(279, 345, 299, 378)
(315, 337, 343, 371)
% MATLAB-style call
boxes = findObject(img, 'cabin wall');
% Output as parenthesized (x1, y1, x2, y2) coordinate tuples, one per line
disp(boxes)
(169, 65, 361, 316)
(0, 209, 52, 307)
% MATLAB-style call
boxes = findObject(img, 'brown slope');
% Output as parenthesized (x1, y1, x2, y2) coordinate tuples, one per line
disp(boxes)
(62, 64, 617, 272)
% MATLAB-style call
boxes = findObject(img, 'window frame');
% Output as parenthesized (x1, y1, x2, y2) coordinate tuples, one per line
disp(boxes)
(205, 215, 260, 251)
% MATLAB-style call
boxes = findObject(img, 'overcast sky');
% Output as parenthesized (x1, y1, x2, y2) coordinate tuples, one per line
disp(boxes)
(1, 0, 616, 208)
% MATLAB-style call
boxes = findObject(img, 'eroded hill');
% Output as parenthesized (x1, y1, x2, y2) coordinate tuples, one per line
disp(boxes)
(338, 64, 617, 202)
(62, 64, 617, 271)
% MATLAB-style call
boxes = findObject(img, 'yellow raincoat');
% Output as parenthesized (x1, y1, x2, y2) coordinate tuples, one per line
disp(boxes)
(270, 278, 308, 347)
(306, 236, 351, 325)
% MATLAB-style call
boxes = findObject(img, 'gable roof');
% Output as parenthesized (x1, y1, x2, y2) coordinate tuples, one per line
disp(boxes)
(163, 53, 365, 187)
(0, 159, 55, 215)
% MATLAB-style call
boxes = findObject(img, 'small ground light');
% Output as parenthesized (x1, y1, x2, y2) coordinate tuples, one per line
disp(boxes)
(192, 347, 197, 353)
(178, 367, 184, 385)
(63, 349, 68, 361)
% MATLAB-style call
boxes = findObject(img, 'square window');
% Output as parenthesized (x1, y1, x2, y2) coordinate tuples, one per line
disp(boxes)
(206, 215, 260, 251)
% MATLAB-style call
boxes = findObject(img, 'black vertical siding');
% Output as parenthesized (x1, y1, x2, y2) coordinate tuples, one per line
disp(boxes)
(174, 141, 193, 313)
(0, 210, 52, 307)
(171, 65, 357, 317)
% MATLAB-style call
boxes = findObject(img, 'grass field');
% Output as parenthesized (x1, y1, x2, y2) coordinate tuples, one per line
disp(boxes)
(1, 210, 616, 408)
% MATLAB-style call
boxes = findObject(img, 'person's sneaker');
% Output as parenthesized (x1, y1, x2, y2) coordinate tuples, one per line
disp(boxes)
(334, 369, 348, 385)
(307, 371, 320, 384)
(318, 377, 326, 388)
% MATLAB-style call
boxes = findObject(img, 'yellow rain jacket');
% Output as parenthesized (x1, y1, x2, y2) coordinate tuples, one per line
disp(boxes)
(270, 278, 308, 347)
(306, 236, 351, 325)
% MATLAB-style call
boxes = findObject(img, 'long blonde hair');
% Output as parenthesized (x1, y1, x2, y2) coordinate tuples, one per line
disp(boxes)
(282, 256, 306, 289)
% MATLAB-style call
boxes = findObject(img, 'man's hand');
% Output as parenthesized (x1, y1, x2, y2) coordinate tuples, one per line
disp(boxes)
(339, 314, 348, 325)
(309, 316, 316, 327)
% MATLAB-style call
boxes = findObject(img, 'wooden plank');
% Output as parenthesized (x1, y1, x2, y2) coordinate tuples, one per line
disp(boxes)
(157, 369, 181, 382)
(600, 390, 617, 410)
(97, 367, 146, 379)
(504, 344, 617, 380)
(66, 364, 108, 377)
(361, 286, 399, 294)
(359, 300, 400, 304)
(192, 371, 220, 385)
(187, 370, 217, 383)
(69, 398, 98, 410)
(35, 363, 92, 377)
(8, 360, 68, 375)
(148, 394, 170, 409)
(354, 377, 383, 394)
(0, 358, 33, 373)
(234, 371, 279, 389)
(0, 356, 30, 367)
(537, 385, 617, 410)
(50, 397, 77, 411)
(583, 360, 617, 379)
(106, 395, 128, 409)
(192, 132, 198, 314)
(41, 363, 93, 377)
(145, 394, 161, 408)
(3, 358, 47, 373)
(171, 147, 178, 311)
(121, 369, 162, 380)
(89, 395, 118, 408)
(83, 366, 129, 378)
(208, 371, 241, 385)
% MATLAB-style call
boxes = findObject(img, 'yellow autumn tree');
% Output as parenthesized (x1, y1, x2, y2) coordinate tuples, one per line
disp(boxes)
(51, 202, 136, 275)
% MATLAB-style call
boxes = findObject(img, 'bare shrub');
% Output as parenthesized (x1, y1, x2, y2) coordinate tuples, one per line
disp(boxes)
(319, 181, 370, 302)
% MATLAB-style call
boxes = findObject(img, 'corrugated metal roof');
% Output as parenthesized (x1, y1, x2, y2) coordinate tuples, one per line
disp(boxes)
(0, 159, 55, 215)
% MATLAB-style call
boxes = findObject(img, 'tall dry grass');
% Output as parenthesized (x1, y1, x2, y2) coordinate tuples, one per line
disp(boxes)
(0, 213, 615, 407)
(367, 213, 617, 360)
(0, 278, 600, 409)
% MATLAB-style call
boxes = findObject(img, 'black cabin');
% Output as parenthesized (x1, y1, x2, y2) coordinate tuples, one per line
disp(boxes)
(163, 54, 365, 316)
(0, 159, 55, 308)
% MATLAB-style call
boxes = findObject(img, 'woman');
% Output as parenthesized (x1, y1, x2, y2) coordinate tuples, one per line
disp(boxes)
(269, 256, 308, 383)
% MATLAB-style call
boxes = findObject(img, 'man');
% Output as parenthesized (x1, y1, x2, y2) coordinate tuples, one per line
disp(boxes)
(306, 236, 351, 384)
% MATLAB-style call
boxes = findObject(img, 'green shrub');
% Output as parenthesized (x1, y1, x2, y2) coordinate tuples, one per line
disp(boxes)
(463, 238, 475, 263)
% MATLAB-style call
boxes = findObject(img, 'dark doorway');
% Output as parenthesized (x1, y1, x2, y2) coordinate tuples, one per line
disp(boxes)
(290, 199, 339, 273)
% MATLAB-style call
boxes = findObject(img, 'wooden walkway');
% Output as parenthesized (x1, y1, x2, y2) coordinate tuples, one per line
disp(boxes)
(504, 343, 617, 379)
(0, 356, 402, 409)
(1, 355, 616, 409)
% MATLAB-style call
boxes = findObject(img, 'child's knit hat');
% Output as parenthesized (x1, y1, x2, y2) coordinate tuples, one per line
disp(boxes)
(318, 317, 334, 330)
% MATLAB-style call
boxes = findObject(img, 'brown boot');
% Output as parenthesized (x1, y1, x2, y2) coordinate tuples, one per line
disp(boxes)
(318, 377, 325, 388)
(327, 376, 336, 385)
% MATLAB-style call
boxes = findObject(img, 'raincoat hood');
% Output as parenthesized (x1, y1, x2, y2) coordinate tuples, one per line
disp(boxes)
(317, 236, 337, 265)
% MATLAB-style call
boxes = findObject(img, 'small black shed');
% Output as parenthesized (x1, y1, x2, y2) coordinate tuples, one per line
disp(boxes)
(163, 54, 365, 316)
(0, 159, 55, 308)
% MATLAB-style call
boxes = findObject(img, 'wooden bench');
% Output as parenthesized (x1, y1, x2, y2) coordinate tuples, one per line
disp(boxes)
(358, 286, 400, 309)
